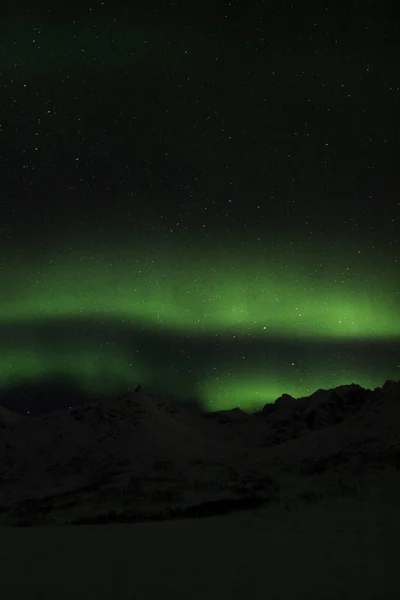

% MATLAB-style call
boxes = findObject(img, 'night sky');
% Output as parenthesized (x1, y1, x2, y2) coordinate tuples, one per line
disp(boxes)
(1, 0, 399, 412)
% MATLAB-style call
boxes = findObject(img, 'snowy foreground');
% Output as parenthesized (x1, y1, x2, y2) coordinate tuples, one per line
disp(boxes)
(1, 497, 398, 600)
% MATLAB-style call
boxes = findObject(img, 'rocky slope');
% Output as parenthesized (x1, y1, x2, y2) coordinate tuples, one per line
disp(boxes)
(0, 380, 399, 525)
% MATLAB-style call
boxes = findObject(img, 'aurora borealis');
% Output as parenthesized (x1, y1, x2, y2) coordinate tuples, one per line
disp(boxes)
(1, 236, 399, 410)
(1, 1, 399, 412)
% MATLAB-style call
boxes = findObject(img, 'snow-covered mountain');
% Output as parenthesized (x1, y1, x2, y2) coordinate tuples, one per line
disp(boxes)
(205, 380, 399, 446)
(0, 404, 26, 427)
(0, 380, 399, 526)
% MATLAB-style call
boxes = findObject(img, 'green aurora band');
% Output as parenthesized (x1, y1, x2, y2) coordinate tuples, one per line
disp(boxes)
(1, 239, 399, 409)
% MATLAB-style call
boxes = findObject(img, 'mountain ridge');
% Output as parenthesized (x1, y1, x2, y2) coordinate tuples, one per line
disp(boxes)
(0, 379, 399, 526)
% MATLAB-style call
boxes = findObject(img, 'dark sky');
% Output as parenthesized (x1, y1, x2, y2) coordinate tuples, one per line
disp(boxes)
(0, 0, 399, 412)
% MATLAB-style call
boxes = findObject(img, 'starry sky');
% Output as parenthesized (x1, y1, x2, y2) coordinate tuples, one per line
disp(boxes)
(1, 0, 399, 412)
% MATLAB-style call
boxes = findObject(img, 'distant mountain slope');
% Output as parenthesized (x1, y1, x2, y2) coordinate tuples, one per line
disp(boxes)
(205, 381, 400, 448)
(0, 380, 399, 525)
(0, 391, 245, 518)
(0, 404, 26, 427)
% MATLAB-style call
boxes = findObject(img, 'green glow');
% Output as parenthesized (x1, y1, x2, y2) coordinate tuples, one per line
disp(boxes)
(198, 369, 385, 411)
(2, 346, 150, 396)
(0, 241, 398, 340)
(0, 239, 398, 410)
